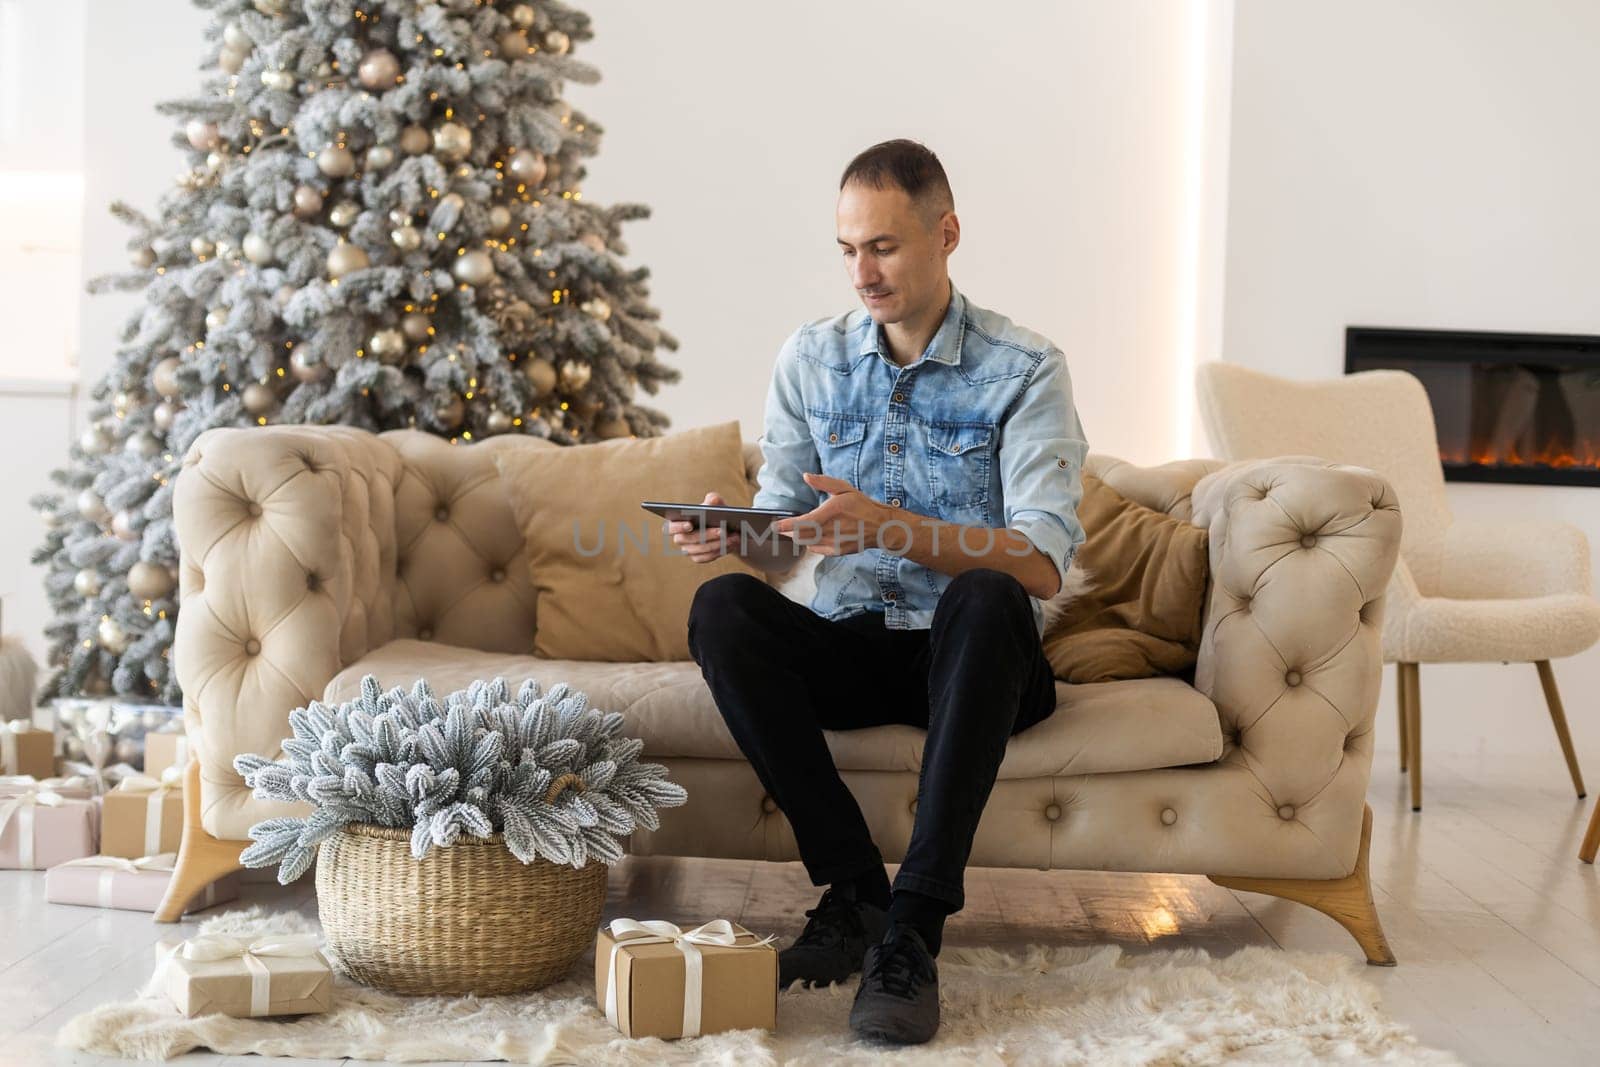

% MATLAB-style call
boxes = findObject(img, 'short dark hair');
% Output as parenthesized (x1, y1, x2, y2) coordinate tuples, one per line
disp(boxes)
(839, 139, 954, 229)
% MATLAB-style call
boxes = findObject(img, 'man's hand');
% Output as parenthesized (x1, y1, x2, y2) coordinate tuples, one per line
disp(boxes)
(666, 492, 740, 564)
(772, 473, 900, 557)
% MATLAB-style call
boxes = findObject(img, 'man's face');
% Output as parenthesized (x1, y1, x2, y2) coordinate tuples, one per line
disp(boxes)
(836, 181, 956, 325)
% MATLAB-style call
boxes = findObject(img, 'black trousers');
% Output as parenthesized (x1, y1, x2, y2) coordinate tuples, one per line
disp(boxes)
(686, 567, 1056, 912)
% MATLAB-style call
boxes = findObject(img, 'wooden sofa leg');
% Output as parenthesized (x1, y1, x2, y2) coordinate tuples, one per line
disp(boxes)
(1534, 660, 1587, 799)
(1401, 663, 1423, 811)
(1209, 805, 1396, 966)
(1581, 800, 1600, 864)
(154, 758, 246, 923)
(1395, 662, 1409, 774)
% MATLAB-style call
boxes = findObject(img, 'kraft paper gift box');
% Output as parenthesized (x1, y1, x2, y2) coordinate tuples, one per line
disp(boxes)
(0, 789, 96, 870)
(141, 731, 190, 779)
(0, 774, 94, 799)
(0, 721, 55, 779)
(100, 767, 183, 859)
(596, 919, 778, 1039)
(45, 853, 238, 913)
(155, 935, 333, 1019)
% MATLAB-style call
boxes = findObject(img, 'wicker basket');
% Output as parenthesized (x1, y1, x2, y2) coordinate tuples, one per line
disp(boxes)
(316, 777, 608, 996)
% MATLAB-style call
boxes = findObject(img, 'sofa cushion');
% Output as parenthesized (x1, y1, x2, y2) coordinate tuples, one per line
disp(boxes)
(492, 420, 760, 662)
(325, 639, 1224, 779)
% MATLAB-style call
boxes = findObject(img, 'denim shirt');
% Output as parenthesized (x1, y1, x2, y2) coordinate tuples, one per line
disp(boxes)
(752, 281, 1089, 635)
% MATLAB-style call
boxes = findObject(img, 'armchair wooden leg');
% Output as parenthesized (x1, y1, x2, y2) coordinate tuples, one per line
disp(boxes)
(1582, 801, 1600, 864)
(153, 758, 246, 923)
(1395, 662, 1410, 774)
(1401, 663, 1422, 811)
(1210, 805, 1395, 966)
(1534, 660, 1587, 799)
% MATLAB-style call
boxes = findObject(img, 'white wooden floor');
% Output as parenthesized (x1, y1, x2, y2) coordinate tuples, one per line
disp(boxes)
(3, 744, 1598, 1066)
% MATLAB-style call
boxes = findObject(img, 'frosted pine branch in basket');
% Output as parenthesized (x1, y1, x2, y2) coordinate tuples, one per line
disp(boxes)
(233, 675, 687, 883)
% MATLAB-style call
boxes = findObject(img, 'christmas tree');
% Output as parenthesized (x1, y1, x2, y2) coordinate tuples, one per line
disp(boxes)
(30, 0, 680, 703)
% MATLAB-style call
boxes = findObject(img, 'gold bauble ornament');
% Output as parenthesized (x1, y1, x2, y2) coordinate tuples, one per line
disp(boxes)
(400, 312, 432, 342)
(329, 201, 361, 228)
(242, 382, 276, 415)
(485, 410, 513, 435)
(544, 29, 571, 55)
(128, 561, 175, 601)
(369, 328, 406, 363)
(260, 69, 296, 91)
(130, 246, 156, 269)
(77, 489, 109, 522)
(152, 402, 178, 431)
(390, 225, 421, 251)
(205, 306, 229, 332)
(488, 205, 512, 234)
(524, 355, 557, 395)
(357, 47, 401, 90)
(434, 395, 465, 430)
(510, 3, 536, 29)
(507, 149, 546, 186)
(73, 568, 101, 597)
(327, 240, 370, 278)
(399, 125, 431, 154)
(433, 122, 472, 162)
(441, 191, 465, 213)
(289, 349, 329, 382)
(453, 249, 496, 286)
(317, 145, 355, 178)
(185, 120, 220, 151)
(242, 232, 274, 265)
(598, 414, 631, 439)
(111, 510, 139, 542)
(253, 0, 287, 14)
(152, 357, 181, 397)
(97, 617, 128, 654)
(366, 145, 395, 170)
(292, 185, 323, 218)
(223, 22, 252, 50)
(499, 30, 530, 59)
(218, 45, 249, 74)
(570, 394, 602, 419)
(559, 358, 592, 391)
(190, 235, 216, 258)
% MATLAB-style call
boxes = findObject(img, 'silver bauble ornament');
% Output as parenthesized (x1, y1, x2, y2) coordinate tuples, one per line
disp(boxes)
(185, 120, 220, 151)
(111, 510, 139, 542)
(128, 561, 175, 600)
(559, 358, 592, 390)
(399, 125, 431, 154)
(357, 48, 401, 90)
(152, 402, 178, 431)
(73, 568, 101, 597)
(205, 306, 229, 332)
(390, 225, 421, 251)
(260, 69, 296, 91)
(366, 145, 395, 170)
(327, 240, 370, 278)
(433, 122, 472, 162)
(130, 246, 156, 269)
(292, 185, 323, 217)
(488, 205, 512, 234)
(152, 357, 181, 397)
(329, 201, 361, 228)
(125, 432, 162, 458)
(510, 4, 536, 29)
(205, 150, 226, 172)
(544, 29, 571, 55)
(453, 249, 496, 286)
(242, 232, 274, 265)
(485, 410, 513, 435)
(223, 22, 252, 50)
(218, 45, 248, 74)
(97, 617, 128, 654)
(499, 30, 530, 59)
(77, 489, 109, 523)
(79, 424, 111, 454)
(316, 144, 355, 177)
(434, 395, 465, 430)
(289, 349, 329, 383)
(369, 328, 406, 364)
(524, 355, 557, 395)
(242, 382, 276, 415)
(507, 149, 546, 186)
(400, 312, 432, 342)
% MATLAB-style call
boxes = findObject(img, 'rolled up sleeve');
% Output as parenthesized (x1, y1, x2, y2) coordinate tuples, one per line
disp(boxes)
(999, 348, 1090, 597)
(751, 330, 822, 514)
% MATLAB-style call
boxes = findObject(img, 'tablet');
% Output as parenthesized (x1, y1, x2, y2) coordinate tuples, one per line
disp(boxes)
(641, 500, 802, 533)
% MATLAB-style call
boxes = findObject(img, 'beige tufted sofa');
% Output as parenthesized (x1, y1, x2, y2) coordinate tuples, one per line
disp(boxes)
(156, 425, 1404, 965)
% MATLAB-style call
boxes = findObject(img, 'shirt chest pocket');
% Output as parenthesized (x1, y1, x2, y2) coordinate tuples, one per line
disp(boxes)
(810, 415, 868, 488)
(927, 422, 994, 519)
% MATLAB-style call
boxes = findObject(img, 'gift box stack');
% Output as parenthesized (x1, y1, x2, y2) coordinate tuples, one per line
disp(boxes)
(49, 697, 185, 786)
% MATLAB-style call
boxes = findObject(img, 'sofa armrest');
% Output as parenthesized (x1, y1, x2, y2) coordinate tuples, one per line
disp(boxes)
(1189, 457, 1402, 838)
(1435, 518, 1591, 600)
(172, 426, 403, 836)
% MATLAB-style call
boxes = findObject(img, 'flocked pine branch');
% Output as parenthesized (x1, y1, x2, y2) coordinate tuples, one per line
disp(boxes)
(234, 673, 686, 882)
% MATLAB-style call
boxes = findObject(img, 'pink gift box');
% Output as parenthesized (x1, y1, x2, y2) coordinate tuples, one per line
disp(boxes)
(45, 854, 238, 914)
(0, 774, 96, 799)
(0, 792, 97, 870)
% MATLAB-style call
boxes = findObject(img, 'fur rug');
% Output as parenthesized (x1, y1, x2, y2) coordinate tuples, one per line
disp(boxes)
(57, 906, 1459, 1065)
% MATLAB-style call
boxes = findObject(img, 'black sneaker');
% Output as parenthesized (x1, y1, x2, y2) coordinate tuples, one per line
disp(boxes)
(778, 886, 889, 988)
(849, 924, 940, 1045)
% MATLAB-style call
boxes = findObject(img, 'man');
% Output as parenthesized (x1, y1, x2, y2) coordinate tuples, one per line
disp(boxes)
(671, 138, 1089, 1045)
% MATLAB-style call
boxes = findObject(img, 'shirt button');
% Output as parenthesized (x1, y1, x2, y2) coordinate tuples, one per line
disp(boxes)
(892, 392, 904, 403)
(884, 590, 897, 601)
(889, 497, 902, 508)
(888, 443, 900, 454)
(828, 432, 839, 443)
(1057, 458, 1068, 468)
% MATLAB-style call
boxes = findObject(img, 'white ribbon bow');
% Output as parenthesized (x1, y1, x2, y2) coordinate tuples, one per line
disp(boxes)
(603, 918, 776, 1038)
(56, 852, 177, 907)
(159, 934, 324, 1017)
(0, 719, 32, 775)
(114, 765, 182, 855)
(0, 788, 66, 870)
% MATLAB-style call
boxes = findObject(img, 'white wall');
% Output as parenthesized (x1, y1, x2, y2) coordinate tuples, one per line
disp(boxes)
(1223, 0, 1600, 759)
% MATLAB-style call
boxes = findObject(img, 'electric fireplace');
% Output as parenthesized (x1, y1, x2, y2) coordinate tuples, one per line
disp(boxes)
(1345, 326, 1600, 487)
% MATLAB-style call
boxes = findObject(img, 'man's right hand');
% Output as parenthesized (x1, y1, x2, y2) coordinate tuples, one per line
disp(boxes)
(667, 492, 741, 564)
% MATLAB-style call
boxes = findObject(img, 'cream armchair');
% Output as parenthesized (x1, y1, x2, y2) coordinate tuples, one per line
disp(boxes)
(157, 425, 1405, 966)
(1197, 361, 1600, 814)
